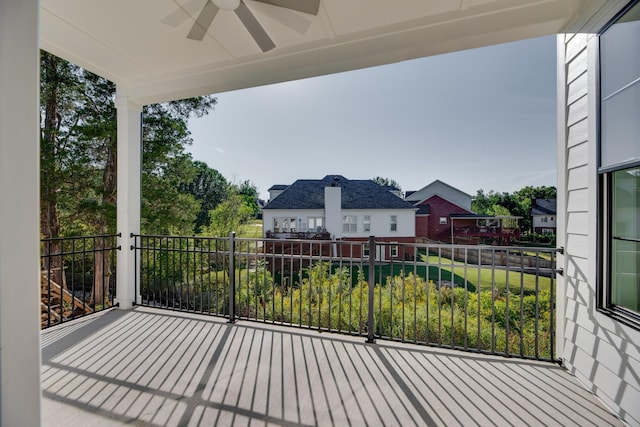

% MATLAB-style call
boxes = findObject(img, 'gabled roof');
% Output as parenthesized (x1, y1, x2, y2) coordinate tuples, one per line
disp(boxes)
(406, 180, 473, 212)
(406, 179, 472, 202)
(263, 175, 416, 210)
(416, 205, 431, 215)
(268, 184, 288, 191)
(531, 199, 557, 216)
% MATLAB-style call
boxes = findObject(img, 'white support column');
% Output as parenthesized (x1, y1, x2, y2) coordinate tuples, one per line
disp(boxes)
(0, 1, 42, 426)
(115, 89, 142, 309)
(554, 34, 567, 361)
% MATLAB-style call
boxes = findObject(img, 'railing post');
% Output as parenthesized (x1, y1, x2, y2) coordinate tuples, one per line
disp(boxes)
(366, 235, 376, 343)
(228, 231, 236, 323)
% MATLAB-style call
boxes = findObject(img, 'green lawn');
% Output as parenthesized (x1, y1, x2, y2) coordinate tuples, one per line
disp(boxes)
(236, 219, 262, 238)
(425, 255, 552, 295)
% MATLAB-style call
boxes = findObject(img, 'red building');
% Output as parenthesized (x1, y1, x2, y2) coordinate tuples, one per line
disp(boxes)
(406, 180, 520, 245)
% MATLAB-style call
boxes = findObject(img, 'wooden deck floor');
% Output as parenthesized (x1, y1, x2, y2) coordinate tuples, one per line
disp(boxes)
(41, 307, 623, 426)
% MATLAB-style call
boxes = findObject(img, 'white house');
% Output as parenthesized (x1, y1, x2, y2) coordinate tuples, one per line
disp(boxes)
(262, 175, 416, 243)
(531, 198, 557, 234)
(1, 1, 639, 425)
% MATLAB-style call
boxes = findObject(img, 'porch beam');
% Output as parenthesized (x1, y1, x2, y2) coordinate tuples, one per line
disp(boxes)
(115, 90, 142, 309)
(0, 0, 42, 425)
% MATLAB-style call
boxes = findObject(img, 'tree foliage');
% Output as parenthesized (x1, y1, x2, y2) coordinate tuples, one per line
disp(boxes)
(203, 194, 254, 237)
(235, 179, 260, 217)
(40, 51, 233, 238)
(180, 161, 231, 233)
(372, 176, 402, 190)
(472, 186, 557, 232)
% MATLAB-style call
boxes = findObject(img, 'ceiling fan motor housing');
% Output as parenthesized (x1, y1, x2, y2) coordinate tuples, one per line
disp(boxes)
(212, 0, 241, 11)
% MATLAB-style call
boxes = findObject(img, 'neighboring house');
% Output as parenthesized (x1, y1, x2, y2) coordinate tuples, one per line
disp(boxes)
(255, 198, 267, 220)
(262, 175, 416, 260)
(449, 214, 521, 245)
(531, 198, 557, 234)
(267, 184, 288, 202)
(406, 180, 474, 242)
(405, 180, 520, 244)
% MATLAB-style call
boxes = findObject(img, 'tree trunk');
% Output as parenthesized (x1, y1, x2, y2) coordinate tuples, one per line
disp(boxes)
(91, 136, 116, 306)
(40, 53, 65, 289)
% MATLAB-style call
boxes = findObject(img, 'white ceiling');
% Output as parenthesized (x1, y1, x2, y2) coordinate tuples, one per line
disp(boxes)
(40, 0, 610, 105)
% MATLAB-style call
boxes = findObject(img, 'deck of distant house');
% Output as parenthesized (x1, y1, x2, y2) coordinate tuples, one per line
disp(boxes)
(41, 307, 623, 426)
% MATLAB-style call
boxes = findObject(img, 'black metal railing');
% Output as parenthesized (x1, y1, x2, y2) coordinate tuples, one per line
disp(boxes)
(133, 233, 561, 362)
(41, 234, 119, 329)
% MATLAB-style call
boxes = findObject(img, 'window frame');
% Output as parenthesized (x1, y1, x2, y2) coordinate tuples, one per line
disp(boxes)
(390, 243, 399, 258)
(364, 215, 371, 233)
(390, 215, 397, 232)
(342, 215, 357, 233)
(597, 0, 640, 330)
(308, 216, 324, 232)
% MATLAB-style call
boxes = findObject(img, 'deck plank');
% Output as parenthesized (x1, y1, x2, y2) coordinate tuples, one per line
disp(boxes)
(42, 307, 624, 427)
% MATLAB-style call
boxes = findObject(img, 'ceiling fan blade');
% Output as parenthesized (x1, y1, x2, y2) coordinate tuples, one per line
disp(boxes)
(187, 0, 220, 41)
(254, 2, 312, 34)
(253, 0, 320, 15)
(161, 0, 204, 28)
(235, 1, 276, 52)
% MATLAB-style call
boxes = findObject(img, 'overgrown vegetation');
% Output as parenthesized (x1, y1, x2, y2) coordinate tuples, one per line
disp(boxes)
(140, 250, 554, 360)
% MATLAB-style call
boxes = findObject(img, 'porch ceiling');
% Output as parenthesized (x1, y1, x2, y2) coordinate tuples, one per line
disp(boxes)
(41, 0, 607, 105)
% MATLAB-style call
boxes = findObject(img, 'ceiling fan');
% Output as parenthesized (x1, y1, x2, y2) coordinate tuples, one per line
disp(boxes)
(164, 0, 320, 53)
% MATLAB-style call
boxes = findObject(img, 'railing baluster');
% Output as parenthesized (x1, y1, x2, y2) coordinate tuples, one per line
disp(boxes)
(228, 231, 236, 323)
(366, 236, 376, 344)
(113, 234, 561, 363)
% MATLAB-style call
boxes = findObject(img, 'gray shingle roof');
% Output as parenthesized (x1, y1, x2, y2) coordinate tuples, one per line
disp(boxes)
(268, 184, 288, 191)
(531, 199, 556, 216)
(263, 175, 416, 210)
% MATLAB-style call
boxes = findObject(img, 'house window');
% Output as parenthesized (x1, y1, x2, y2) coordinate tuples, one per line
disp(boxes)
(343, 215, 357, 233)
(439, 217, 447, 225)
(364, 215, 371, 232)
(363, 242, 370, 258)
(308, 216, 324, 232)
(541, 217, 548, 223)
(478, 218, 499, 228)
(598, 2, 640, 327)
(273, 217, 297, 233)
(390, 243, 398, 258)
(390, 215, 397, 232)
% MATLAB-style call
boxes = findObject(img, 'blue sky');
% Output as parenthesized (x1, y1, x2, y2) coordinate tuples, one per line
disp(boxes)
(187, 35, 557, 200)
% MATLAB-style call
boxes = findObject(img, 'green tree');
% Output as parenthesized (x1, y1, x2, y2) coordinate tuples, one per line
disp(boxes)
(180, 160, 231, 233)
(203, 194, 253, 237)
(40, 51, 83, 287)
(472, 186, 557, 233)
(141, 99, 217, 234)
(39, 51, 218, 303)
(372, 176, 402, 190)
(234, 179, 260, 218)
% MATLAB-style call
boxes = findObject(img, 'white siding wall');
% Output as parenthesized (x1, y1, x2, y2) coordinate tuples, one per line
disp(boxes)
(263, 209, 415, 239)
(558, 32, 640, 425)
(339, 209, 415, 239)
(262, 209, 324, 235)
(532, 215, 556, 229)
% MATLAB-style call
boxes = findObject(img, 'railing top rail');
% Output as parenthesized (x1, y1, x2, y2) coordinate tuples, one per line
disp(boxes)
(41, 233, 120, 243)
(133, 233, 561, 253)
